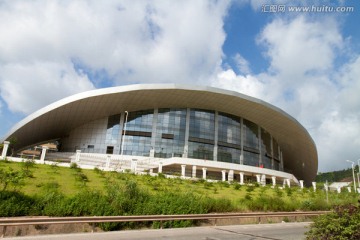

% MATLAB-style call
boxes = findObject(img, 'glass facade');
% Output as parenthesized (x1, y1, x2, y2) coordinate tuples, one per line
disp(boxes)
(106, 114, 121, 145)
(273, 139, 280, 170)
(261, 129, 272, 169)
(188, 142, 214, 160)
(189, 109, 215, 141)
(122, 110, 153, 156)
(188, 109, 215, 160)
(62, 108, 284, 171)
(242, 119, 260, 166)
(155, 108, 186, 158)
(217, 112, 241, 164)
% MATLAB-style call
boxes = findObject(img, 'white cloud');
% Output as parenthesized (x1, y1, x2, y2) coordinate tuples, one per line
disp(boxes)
(316, 112, 360, 171)
(337, 56, 360, 115)
(0, 0, 230, 114)
(258, 16, 342, 81)
(0, 61, 94, 114)
(212, 15, 360, 172)
(233, 53, 251, 74)
(213, 69, 264, 98)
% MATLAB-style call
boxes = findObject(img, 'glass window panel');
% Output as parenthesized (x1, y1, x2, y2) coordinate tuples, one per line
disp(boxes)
(154, 108, 187, 158)
(188, 142, 214, 160)
(243, 151, 259, 167)
(243, 119, 259, 149)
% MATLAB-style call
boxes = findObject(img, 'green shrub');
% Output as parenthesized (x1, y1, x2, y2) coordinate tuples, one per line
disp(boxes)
(157, 173, 166, 179)
(22, 158, 35, 170)
(50, 163, 59, 173)
(218, 181, 230, 188)
(0, 191, 35, 216)
(0, 168, 26, 191)
(75, 172, 88, 182)
(301, 197, 330, 211)
(42, 181, 60, 192)
(246, 185, 255, 193)
(285, 187, 293, 196)
(244, 194, 252, 201)
(274, 186, 283, 197)
(306, 203, 360, 240)
(203, 181, 213, 189)
(233, 183, 241, 190)
(70, 162, 79, 170)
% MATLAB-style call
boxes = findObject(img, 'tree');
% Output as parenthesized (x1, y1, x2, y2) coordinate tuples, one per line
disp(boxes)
(0, 168, 25, 191)
(306, 202, 360, 240)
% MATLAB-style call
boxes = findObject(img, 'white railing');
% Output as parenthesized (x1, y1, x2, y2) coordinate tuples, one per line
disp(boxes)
(45, 152, 75, 162)
(42, 151, 299, 185)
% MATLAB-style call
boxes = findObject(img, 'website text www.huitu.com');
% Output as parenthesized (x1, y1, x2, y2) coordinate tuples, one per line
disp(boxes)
(262, 5, 355, 13)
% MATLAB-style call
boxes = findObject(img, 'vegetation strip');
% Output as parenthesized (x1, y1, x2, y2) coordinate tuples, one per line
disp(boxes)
(0, 160, 359, 233)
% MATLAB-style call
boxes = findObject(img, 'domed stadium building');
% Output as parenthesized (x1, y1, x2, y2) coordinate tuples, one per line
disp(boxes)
(1, 84, 318, 185)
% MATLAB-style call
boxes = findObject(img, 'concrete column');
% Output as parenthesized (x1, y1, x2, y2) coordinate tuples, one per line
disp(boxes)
(40, 146, 49, 164)
(256, 174, 261, 184)
(228, 170, 234, 182)
(240, 155, 244, 165)
(158, 162, 163, 173)
(149, 168, 153, 174)
(150, 108, 158, 158)
(202, 168, 207, 179)
(131, 159, 137, 173)
(214, 111, 218, 161)
(261, 174, 266, 186)
(270, 136, 274, 169)
(299, 180, 304, 189)
(312, 182, 316, 192)
(347, 187, 351, 193)
(286, 179, 291, 188)
(240, 118, 244, 164)
(337, 186, 341, 193)
(75, 150, 81, 162)
(183, 108, 190, 158)
(1, 141, 10, 159)
(181, 165, 186, 177)
(150, 149, 155, 158)
(272, 176, 276, 186)
(106, 155, 111, 169)
(222, 170, 226, 181)
(118, 112, 125, 155)
(192, 165, 197, 178)
(258, 126, 262, 167)
(283, 179, 286, 188)
(239, 172, 244, 185)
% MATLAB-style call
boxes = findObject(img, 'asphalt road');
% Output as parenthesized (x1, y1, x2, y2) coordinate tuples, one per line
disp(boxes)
(5, 222, 311, 240)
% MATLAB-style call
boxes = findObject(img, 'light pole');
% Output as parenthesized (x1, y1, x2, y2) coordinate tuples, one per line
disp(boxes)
(346, 160, 357, 192)
(120, 111, 129, 156)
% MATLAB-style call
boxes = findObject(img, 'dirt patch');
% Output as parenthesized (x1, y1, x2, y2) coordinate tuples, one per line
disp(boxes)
(1, 223, 102, 238)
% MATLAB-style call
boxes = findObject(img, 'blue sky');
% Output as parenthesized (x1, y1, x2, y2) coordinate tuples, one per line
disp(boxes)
(0, 0, 359, 172)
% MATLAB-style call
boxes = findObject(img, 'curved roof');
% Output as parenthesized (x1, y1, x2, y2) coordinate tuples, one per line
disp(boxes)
(2, 84, 317, 183)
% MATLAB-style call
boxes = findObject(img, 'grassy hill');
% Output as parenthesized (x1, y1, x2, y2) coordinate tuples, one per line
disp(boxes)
(1, 159, 359, 230)
(316, 166, 359, 183)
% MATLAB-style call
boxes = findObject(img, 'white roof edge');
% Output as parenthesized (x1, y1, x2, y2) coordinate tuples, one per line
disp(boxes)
(1, 83, 312, 146)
